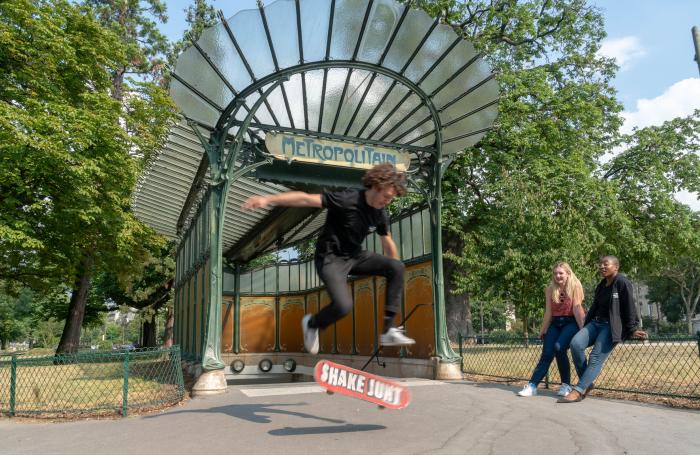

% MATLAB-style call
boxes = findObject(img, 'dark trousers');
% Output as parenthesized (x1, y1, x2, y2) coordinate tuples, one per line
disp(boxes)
(313, 251, 405, 330)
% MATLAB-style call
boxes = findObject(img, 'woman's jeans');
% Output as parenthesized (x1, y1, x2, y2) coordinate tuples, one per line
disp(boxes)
(529, 316, 579, 386)
(570, 320, 615, 393)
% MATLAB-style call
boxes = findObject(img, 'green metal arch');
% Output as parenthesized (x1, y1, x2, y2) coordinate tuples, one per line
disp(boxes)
(212, 60, 444, 157)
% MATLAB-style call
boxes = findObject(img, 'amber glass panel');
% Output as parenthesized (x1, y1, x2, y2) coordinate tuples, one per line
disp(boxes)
(239, 297, 276, 353)
(353, 277, 376, 356)
(404, 261, 435, 358)
(221, 297, 234, 353)
(279, 295, 305, 352)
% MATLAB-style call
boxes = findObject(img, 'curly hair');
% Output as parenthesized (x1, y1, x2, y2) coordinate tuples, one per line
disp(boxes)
(361, 163, 407, 196)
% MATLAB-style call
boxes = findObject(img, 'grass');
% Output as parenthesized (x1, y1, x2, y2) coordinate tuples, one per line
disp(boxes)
(459, 340, 700, 399)
(0, 351, 184, 417)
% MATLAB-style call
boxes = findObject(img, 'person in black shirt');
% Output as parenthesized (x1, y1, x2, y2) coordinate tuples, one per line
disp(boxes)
(558, 255, 647, 403)
(242, 163, 415, 354)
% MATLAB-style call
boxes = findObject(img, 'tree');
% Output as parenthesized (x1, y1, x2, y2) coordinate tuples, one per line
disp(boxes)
(411, 0, 621, 337)
(90, 240, 175, 347)
(0, 0, 175, 354)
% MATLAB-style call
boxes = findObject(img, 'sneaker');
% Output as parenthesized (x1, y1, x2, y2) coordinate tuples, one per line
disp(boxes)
(517, 383, 537, 397)
(302, 314, 319, 355)
(557, 383, 573, 397)
(380, 327, 416, 346)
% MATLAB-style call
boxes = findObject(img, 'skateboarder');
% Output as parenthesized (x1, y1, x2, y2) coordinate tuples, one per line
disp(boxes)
(242, 163, 415, 354)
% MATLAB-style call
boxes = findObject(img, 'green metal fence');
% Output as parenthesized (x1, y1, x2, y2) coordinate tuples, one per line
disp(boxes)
(458, 333, 700, 399)
(0, 346, 185, 417)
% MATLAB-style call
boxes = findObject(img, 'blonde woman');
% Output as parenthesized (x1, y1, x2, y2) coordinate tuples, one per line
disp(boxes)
(518, 262, 585, 397)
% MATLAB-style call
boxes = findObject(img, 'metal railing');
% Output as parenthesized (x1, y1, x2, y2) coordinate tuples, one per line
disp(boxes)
(458, 333, 700, 399)
(0, 345, 185, 417)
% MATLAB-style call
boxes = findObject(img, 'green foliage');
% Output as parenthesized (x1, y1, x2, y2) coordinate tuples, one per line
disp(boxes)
(414, 0, 700, 329)
(0, 0, 176, 353)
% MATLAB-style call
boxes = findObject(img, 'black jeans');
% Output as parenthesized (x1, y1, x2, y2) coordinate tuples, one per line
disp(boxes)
(313, 251, 405, 330)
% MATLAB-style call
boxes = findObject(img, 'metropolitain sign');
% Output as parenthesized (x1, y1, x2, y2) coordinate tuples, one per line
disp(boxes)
(265, 132, 411, 171)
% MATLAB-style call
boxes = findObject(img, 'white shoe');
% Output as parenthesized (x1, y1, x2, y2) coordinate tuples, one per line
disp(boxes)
(557, 383, 573, 397)
(380, 327, 415, 346)
(517, 383, 537, 397)
(302, 314, 319, 354)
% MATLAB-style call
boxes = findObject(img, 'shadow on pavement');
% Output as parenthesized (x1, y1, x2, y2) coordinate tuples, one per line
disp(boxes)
(144, 402, 345, 424)
(268, 423, 386, 436)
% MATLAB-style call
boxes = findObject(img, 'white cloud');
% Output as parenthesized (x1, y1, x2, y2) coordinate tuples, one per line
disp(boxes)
(621, 78, 700, 134)
(597, 36, 647, 70)
(620, 78, 700, 211)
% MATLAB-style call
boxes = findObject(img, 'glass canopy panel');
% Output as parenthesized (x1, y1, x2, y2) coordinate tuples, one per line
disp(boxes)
(390, 117, 433, 145)
(174, 47, 233, 110)
(170, 79, 220, 127)
(330, 69, 374, 135)
(439, 78, 500, 126)
(300, 0, 332, 62)
(369, 92, 422, 140)
(261, 84, 292, 127)
(319, 68, 350, 133)
(265, 0, 301, 70)
(198, 22, 254, 92)
(282, 74, 307, 130)
(419, 40, 479, 96)
(382, 8, 433, 74)
(356, 0, 403, 64)
(402, 24, 456, 84)
(330, 0, 370, 61)
(241, 90, 276, 126)
(442, 106, 499, 144)
(358, 82, 410, 137)
(344, 73, 394, 137)
(302, 70, 325, 131)
(430, 58, 494, 110)
(226, 10, 275, 80)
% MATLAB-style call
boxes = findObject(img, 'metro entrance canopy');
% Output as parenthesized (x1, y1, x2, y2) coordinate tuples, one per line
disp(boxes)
(133, 0, 499, 388)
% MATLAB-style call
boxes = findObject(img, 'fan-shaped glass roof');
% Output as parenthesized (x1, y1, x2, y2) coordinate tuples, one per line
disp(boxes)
(133, 0, 499, 257)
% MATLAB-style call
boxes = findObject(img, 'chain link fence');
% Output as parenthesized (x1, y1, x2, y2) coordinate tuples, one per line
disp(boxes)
(458, 333, 700, 399)
(0, 345, 185, 417)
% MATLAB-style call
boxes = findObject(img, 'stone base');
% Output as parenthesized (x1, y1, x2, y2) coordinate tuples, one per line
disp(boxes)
(432, 357, 463, 380)
(191, 369, 227, 397)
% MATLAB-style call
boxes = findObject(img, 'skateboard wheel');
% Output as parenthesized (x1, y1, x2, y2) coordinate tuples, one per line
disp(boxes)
(326, 390, 334, 395)
(377, 405, 385, 410)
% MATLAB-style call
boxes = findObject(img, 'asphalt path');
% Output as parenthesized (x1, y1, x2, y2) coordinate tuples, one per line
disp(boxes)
(2, 379, 699, 455)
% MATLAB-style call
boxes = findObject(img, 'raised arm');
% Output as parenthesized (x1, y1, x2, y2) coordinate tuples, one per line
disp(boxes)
(242, 191, 322, 210)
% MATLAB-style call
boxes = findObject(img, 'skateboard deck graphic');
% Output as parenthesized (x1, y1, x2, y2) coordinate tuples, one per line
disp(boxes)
(314, 359, 411, 409)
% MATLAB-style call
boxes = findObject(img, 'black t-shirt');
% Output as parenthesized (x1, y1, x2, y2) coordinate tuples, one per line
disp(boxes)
(593, 282, 613, 320)
(315, 189, 390, 258)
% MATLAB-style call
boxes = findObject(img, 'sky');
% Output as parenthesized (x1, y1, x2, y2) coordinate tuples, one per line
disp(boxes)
(159, 0, 700, 210)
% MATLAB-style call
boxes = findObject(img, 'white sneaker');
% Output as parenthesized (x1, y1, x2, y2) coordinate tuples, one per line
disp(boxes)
(380, 327, 415, 346)
(557, 383, 573, 397)
(302, 314, 319, 355)
(517, 383, 537, 397)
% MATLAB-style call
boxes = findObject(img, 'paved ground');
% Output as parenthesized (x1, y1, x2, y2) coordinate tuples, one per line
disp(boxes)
(1, 379, 699, 455)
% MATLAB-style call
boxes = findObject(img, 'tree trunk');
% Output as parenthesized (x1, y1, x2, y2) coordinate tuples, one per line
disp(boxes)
(442, 228, 474, 340)
(142, 313, 157, 347)
(163, 305, 174, 348)
(56, 252, 94, 354)
(1, 338, 6, 351)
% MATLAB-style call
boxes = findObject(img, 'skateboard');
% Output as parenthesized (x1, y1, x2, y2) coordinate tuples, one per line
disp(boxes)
(314, 359, 411, 410)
